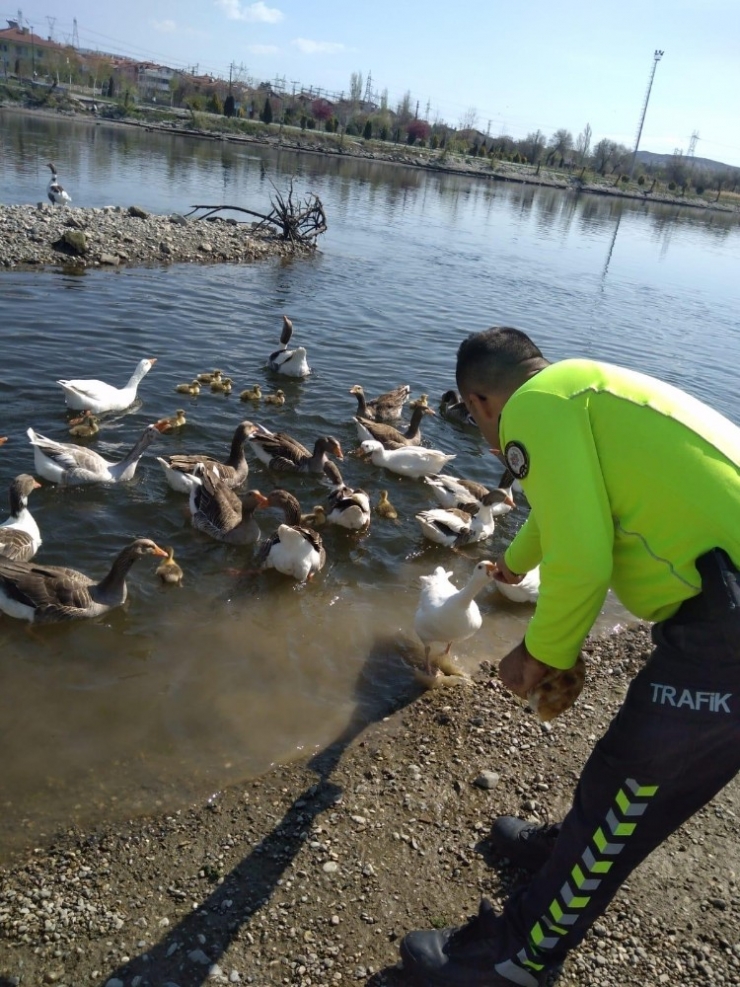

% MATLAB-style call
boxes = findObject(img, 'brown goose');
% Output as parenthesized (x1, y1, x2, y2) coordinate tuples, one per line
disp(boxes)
(248, 426, 343, 473)
(188, 463, 268, 545)
(439, 389, 475, 425)
(0, 538, 167, 623)
(349, 383, 410, 422)
(354, 400, 435, 449)
(323, 460, 371, 530)
(257, 489, 326, 581)
(156, 420, 255, 493)
(0, 474, 43, 562)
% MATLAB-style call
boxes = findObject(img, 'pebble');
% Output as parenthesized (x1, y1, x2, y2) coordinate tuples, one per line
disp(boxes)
(322, 861, 339, 873)
(189, 948, 212, 964)
(473, 770, 500, 790)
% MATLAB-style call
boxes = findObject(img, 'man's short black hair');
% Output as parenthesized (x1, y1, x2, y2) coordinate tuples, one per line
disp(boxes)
(456, 326, 546, 396)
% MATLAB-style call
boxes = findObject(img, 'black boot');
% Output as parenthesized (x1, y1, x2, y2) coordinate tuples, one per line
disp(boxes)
(400, 898, 547, 986)
(489, 816, 560, 871)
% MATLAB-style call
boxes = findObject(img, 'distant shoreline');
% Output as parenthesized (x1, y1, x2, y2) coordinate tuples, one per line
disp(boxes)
(4, 101, 739, 218)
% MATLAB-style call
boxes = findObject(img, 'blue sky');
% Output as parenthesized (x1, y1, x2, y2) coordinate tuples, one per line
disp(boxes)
(7, 0, 740, 166)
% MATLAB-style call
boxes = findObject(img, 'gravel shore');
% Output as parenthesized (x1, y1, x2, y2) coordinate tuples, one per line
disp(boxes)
(1, 622, 738, 987)
(0, 204, 308, 271)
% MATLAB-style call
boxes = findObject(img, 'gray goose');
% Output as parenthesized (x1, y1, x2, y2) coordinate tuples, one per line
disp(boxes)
(28, 423, 166, 486)
(424, 469, 516, 511)
(323, 461, 371, 530)
(349, 383, 411, 422)
(0, 474, 43, 562)
(188, 463, 269, 545)
(354, 400, 435, 449)
(0, 538, 167, 623)
(248, 426, 343, 473)
(156, 420, 256, 493)
(257, 488, 326, 581)
(439, 389, 475, 425)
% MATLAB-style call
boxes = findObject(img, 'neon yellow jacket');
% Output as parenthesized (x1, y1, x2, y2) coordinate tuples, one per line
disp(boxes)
(500, 359, 740, 670)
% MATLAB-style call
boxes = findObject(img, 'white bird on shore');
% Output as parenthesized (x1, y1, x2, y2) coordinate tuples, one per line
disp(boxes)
(359, 439, 455, 478)
(414, 561, 496, 675)
(47, 162, 72, 207)
(56, 358, 157, 414)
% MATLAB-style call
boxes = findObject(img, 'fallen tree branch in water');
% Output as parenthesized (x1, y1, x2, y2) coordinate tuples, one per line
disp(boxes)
(186, 179, 327, 248)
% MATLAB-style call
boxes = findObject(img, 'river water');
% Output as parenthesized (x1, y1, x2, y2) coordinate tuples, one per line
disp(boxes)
(1, 112, 739, 856)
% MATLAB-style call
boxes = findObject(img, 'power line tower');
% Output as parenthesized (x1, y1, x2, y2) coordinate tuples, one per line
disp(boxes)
(687, 130, 700, 159)
(628, 49, 664, 178)
(72, 17, 80, 49)
(363, 70, 373, 103)
(46, 15, 56, 40)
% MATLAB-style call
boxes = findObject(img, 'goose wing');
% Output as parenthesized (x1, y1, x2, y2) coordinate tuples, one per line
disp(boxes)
(0, 529, 35, 562)
(191, 468, 242, 537)
(0, 558, 95, 620)
(27, 428, 109, 473)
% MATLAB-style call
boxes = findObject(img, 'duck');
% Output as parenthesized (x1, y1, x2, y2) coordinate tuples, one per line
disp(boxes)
(156, 420, 255, 493)
(156, 546, 184, 586)
(197, 369, 223, 385)
(349, 383, 410, 422)
(156, 409, 187, 431)
(211, 377, 233, 394)
(57, 358, 157, 415)
(414, 560, 496, 674)
(248, 426, 343, 473)
(268, 315, 310, 377)
(375, 489, 398, 519)
(359, 439, 455, 478)
(323, 464, 371, 530)
(257, 488, 326, 581)
(301, 505, 327, 528)
(188, 462, 269, 545)
(0, 538, 167, 623)
(28, 423, 165, 486)
(240, 384, 262, 402)
(175, 380, 201, 396)
(354, 399, 435, 449)
(68, 410, 100, 438)
(424, 474, 496, 510)
(47, 162, 72, 207)
(263, 389, 286, 406)
(0, 474, 43, 562)
(439, 389, 475, 426)
(492, 565, 541, 603)
(415, 488, 515, 548)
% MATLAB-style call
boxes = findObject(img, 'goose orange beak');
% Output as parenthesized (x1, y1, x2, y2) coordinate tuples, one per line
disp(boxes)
(151, 544, 169, 557)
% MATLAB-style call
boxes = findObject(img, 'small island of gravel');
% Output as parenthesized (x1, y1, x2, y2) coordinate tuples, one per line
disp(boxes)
(1, 623, 738, 987)
(0, 203, 311, 271)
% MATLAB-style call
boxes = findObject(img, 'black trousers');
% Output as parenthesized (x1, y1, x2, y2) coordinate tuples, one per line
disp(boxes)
(495, 549, 740, 986)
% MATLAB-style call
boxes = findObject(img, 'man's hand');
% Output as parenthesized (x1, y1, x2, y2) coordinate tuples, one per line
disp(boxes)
(494, 557, 525, 585)
(498, 640, 550, 699)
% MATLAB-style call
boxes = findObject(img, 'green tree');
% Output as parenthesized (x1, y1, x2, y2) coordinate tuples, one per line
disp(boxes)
(363, 118, 372, 140)
(260, 97, 273, 125)
(224, 93, 235, 117)
(207, 92, 223, 114)
(108, 76, 115, 98)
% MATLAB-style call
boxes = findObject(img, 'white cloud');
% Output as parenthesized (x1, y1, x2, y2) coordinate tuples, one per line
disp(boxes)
(248, 44, 280, 55)
(215, 0, 284, 22)
(152, 18, 177, 32)
(291, 38, 345, 55)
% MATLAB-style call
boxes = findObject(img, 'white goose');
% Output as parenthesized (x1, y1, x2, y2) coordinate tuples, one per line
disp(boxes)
(493, 566, 541, 603)
(414, 561, 496, 674)
(47, 162, 72, 207)
(359, 439, 455, 478)
(323, 462, 371, 530)
(268, 315, 310, 378)
(0, 474, 43, 562)
(28, 423, 165, 486)
(57, 358, 157, 414)
(424, 470, 516, 511)
(258, 489, 326, 581)
(415, 488, 516, 548)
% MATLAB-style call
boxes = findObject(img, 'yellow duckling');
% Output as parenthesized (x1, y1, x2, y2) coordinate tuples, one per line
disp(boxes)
(156, 409, 187, 431)
(68, 410, 100, 438)
(175, 380, 201, 396)
(263, 389, 286, 406)
(211, 377, 233, 394)
(376, 489, 398, 519)
(240, 384, 262, 402)
(301, 505, 327, 528)
(156, 546, 184, 586)
(197, 369, 223, 385)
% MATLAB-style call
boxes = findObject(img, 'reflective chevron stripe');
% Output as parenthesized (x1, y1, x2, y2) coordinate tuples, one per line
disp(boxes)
(495, 777, 659, 985)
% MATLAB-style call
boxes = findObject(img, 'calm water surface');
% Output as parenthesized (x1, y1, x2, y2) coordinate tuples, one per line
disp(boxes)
(1, 112, 739, 855)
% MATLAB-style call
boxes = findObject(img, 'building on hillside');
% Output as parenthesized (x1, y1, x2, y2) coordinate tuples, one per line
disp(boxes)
(0, 20, 67, 78)
(137, 62, 182, 100)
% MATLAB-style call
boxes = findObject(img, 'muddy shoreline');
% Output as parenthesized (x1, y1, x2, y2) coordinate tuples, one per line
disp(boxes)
(1, 622, 738, 987)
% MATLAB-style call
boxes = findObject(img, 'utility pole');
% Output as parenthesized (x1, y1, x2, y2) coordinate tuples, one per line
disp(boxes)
(628, 49, 664, 178)
(46, 15, 56, 41)
(363, 70, 373, 103)
(414, 98, 419, 119)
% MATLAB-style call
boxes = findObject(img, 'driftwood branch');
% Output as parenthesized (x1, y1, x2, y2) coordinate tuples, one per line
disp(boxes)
(186, 179, 327, 248)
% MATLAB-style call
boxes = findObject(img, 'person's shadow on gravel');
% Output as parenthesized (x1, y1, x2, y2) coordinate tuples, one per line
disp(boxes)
(94, 634, 423, 987)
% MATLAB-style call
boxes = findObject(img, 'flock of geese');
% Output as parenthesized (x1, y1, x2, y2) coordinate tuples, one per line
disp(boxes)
(0, 316, 541, 679)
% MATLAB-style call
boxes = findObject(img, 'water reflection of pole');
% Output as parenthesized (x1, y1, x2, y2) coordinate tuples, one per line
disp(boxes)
(600, 212, 622, 286)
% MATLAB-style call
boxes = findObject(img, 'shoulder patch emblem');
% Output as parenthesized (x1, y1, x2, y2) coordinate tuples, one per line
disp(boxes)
(504, 441, 529, 480)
